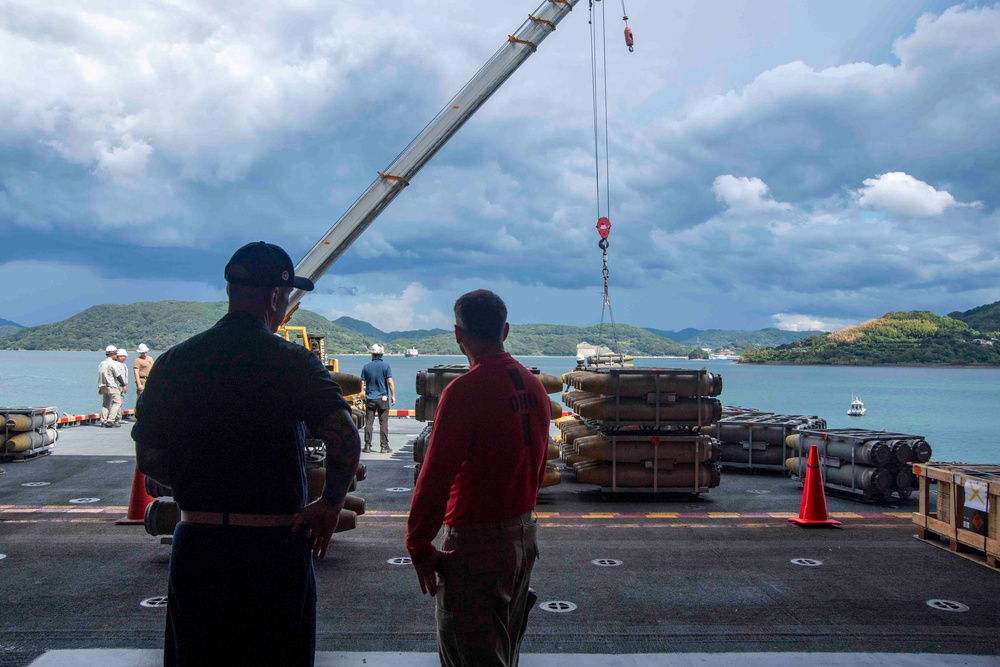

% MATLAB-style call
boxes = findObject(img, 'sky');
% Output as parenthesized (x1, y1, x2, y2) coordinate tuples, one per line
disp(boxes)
(1, 0, 998, 333)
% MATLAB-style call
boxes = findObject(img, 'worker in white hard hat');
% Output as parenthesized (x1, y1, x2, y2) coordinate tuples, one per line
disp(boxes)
(97, 345, 124, 427)
(360, 343, 395, 453)
(133, 343, 154, 401)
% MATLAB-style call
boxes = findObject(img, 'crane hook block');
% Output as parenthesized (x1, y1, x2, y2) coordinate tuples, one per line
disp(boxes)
(624, 26, 634, 52)
(596, 217, 611, 239)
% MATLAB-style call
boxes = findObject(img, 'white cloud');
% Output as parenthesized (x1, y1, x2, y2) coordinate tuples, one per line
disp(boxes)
(854, 172, 979, 218)
(771, 313, 857, 333)
(315, 282, 450, 333)
(712, 175, 792, 212)
(0, 260, 224, 326)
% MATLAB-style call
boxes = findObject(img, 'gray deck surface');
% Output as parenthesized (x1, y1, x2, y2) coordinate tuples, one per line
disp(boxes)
(2, 419, 998, 666)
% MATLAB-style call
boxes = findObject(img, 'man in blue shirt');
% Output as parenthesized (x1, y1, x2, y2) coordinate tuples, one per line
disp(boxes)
(361, 343, 395, 453)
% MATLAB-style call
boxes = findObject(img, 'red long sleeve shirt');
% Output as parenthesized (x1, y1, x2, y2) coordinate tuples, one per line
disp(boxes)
(406, 352, 550, 564)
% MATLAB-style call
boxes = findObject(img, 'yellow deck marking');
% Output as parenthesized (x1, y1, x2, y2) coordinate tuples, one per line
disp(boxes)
(886, 512, 913, 518)
(534, 512, 559, 518)
(707, 512, 741, 518)
(581, 513, 616, 519)
(646, 513, 679, 519)
(768, 512, 796, 518)
(829, 512, 862, 518)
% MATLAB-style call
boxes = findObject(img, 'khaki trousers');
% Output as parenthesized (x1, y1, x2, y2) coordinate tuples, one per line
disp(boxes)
(435, 511, 538, 667)
(100, 386, 122, 424)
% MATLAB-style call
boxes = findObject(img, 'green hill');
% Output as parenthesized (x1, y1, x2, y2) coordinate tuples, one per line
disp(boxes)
(741, 311, 1000, 365)
(393, 323, 692, 357)
(0, 303, 694, 356)
(949, 300, 1000, 335)
(0, 318, 25, 339)
(333, 316, 449, 343)
(0, 301, 370, 353)
(644, 326, 824, 352)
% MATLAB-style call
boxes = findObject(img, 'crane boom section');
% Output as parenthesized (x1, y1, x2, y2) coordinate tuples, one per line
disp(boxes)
(288, 0, 580, 312)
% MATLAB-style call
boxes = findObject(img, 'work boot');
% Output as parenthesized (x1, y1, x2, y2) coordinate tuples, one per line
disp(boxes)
(362, 446, 372, 453)
(380, 447, 392, 454)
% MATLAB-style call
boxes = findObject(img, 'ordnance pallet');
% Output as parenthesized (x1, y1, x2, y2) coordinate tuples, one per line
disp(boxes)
(911, 462, 1000, 571)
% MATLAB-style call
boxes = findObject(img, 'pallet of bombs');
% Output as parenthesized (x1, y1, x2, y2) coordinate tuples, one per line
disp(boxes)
(700, 413, 827, 471)
(142, 438, 366, 539)
(1, 406, 59, 461)
(911, 462, 999, 569)
(559, 368, 724, 494)
(328, 371, 366, 428)
(784, 428, 932, 502)
(412, 365, 565, 487)
(562, 368, 723, 428)
(415, 365, 564, 423)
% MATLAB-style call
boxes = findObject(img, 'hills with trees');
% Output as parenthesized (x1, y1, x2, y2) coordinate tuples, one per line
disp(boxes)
(0, 302, 692, 356)
(0, 318, 24, 338)
(4, 301, 998, 364)
(741, 310, 1000, 365)
(948, 300, 1000, 335)
(644, 327, 824, 351)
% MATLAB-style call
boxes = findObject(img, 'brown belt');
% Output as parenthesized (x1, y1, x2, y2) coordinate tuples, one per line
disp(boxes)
(180, 510, 297, 527)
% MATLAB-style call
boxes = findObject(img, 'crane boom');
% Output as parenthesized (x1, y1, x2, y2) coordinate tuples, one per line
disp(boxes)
(287, 0, 581, 314)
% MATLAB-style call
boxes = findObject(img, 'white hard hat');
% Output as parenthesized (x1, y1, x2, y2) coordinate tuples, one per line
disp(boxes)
(117, 348, 127, 356)
(136, 343, 149, 353)
(370, 344, 384, 355)
(106, 345, 118, 353)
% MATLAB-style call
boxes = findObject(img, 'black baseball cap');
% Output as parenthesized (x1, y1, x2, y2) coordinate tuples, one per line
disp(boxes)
(224, 241, 314, 291)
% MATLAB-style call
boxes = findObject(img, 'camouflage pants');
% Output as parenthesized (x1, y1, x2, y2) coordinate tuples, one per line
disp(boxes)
(435, 511, 538, 667)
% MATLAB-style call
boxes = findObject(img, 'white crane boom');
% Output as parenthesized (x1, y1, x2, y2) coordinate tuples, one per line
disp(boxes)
(287, 0, 580, 313)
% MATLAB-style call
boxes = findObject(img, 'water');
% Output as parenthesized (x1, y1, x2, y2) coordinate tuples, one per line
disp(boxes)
(2, 351, 998, 463)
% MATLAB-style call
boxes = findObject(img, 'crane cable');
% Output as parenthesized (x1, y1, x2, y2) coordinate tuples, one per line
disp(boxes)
(589, 0, 632, 361)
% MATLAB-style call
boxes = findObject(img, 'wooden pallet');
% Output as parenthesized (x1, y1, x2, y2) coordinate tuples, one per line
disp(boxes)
(911, 462, 999, 570)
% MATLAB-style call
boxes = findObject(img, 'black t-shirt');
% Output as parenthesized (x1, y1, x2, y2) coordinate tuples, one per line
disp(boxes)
(132, 311, 349, 515)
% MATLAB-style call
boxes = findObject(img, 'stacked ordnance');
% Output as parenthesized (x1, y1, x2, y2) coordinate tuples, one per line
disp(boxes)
(699, 413, 827, 470)
(330, 371, 366, 428)
(142, 437, 366, 538)
(1, 406, 59, 461)
(784, 428, 932, 501)
(412, 365, 565, 487)
(558, 368, 723, 493)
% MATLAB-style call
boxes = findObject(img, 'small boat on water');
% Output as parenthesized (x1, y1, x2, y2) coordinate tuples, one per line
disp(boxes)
(847, 396, 866, 416)
(405, 348, 419, 358)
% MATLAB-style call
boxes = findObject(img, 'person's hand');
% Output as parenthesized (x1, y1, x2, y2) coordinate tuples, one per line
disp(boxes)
(391, 396, 396, 406)
(292, 498, 343, 558)
(413, 548, 453, 596)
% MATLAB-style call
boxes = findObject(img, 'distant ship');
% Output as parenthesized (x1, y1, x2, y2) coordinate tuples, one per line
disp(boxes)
(405, 348, 419, 358)
(847, 396, 866, 416)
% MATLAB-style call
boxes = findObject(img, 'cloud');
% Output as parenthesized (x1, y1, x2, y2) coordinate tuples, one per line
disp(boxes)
(2, 2, 999, 332)
(854, 172, 981, 217)
(311, 282, 450, 333)
(712, 175, 792, 212)
(771, 313, 856, 333)
(0, 259, 225, 327)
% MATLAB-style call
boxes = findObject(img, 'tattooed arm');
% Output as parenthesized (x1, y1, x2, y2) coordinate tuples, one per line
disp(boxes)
(293, 406, 361, 558)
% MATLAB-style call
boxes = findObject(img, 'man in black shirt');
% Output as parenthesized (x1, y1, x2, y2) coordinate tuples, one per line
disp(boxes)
(133, 241, 361, 667)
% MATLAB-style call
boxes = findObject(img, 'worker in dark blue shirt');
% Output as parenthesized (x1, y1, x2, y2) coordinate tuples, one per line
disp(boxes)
(360, 343, 395, 453)
(133, 241, 361, 667)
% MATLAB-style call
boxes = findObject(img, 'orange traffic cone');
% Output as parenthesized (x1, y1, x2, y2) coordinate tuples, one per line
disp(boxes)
(117, 466, 155, 525)
(788, 445, 841, 528)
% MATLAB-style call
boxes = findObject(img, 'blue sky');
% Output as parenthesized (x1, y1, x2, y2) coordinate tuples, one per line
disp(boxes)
(1, 1, 998, 333)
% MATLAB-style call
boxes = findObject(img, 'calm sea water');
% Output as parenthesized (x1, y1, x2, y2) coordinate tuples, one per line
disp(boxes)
(1, 351, 997, 463)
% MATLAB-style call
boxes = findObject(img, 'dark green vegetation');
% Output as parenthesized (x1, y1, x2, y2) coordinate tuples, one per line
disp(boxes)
(948, 300, 1000, 336)
(741, 311, 1000, 366)
(0, 302, 692, 356)
(334, 317, 449, 342)
(0, 318, 24, 338)
(645, 326, 824, 352)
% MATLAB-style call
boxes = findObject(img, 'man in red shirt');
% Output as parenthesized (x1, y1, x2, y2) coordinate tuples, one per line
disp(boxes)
(406, 289, 550, 667)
